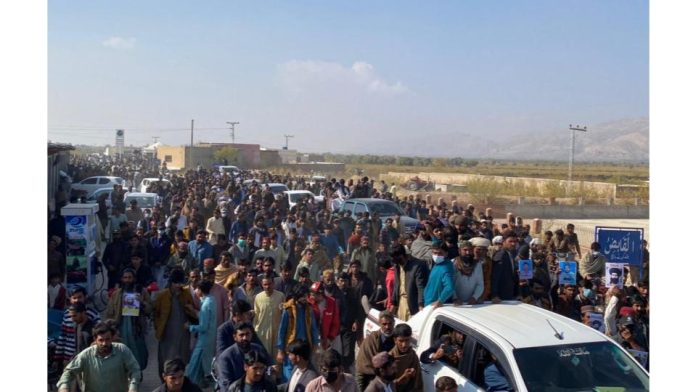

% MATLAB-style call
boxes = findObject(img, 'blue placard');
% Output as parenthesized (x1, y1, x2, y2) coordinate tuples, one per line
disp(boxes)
(594, 227, 643, 266)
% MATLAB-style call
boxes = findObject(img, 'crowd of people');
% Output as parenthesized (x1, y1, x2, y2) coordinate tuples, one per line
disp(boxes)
(47, 159, 650, 392)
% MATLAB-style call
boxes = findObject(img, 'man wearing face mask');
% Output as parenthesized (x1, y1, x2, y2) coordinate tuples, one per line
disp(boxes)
(365, 352, 398, 392)
(452, 240, 485, 305)
(305, 349, 358, 392)
(579, 242, 607, 281)
(230, 232, 251, 266)
(423, 244, 456, 308)
(356, 311, 396, 392)
(167, 241, 196, 276)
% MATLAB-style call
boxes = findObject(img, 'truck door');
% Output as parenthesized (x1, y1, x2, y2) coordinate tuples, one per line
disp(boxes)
(419, 318, 485, 392)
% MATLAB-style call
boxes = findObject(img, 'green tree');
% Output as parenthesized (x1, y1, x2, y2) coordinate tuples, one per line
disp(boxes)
(213, 147, 239, 165)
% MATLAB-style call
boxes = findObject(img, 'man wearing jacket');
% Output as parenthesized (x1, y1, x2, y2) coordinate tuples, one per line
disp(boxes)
(228, 350, 277, 392)
(277, 285, 321, 382)
(490, 232, 519, 303)
(423, 244, 456, 308)
(388, 244, 428, 321)
(309, 281, 341, 351)
(152, 358, 203, 392)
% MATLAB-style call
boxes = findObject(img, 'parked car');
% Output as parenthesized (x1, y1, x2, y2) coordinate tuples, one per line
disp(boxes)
(364, 303, 649, 392)
(123, 192, 159, 210)
(283, 190, 325, 209)
(336, 198, 419, 233)
(138, 178, 171, 193)
(71, 176, 125, 196)
(218, 165, 241, 176)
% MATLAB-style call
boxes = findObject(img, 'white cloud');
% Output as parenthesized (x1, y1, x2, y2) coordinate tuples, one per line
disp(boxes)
(101, 36, 136, 50)
(278, 60, 410, 96)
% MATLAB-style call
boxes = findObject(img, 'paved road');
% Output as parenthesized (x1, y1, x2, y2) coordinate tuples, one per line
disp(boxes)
(140, 320, 216, 392)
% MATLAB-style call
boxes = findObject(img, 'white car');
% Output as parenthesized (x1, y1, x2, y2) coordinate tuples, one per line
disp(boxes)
(364, 303, 648, 392)
(72, 176, 125, 196)
(123, 192, 160, 210)
(283, 190, 325, 209)
(218, 165, 241, 176)
(138, 178, 171, 193)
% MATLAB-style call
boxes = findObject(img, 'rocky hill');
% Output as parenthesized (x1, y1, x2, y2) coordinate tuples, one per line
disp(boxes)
(489, 118, 649, 162)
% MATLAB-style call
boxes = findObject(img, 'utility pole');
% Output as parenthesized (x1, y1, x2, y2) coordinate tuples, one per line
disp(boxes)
(226, 122, 240, 144)
(283, 134, 294, 150)
(190, 119, 194, 147)
(568, 124, 588, 196)
(152, 136, 160, 144)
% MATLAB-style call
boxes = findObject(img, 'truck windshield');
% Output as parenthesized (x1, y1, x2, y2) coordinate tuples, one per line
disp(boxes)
(369, 202, 404, 217)
(513, 342, 648, 391)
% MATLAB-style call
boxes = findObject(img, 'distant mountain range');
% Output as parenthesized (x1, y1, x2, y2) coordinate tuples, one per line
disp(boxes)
(487, 118, 649, 162)
(354, 117, 649, 162)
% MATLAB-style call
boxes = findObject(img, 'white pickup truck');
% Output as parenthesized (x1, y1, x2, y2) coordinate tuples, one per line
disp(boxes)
(364, 302, 648, 392)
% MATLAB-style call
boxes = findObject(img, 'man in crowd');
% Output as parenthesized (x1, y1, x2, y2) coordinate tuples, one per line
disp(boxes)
(305, 349, 358, 392)
(389, 324, 423, 392)
(54, 287, 102, 367)
(352, 236, 378, 283)
(153, 268, 198, 377)
(389, 244, 428, 321)
(365, 352, 398, 392)
(424, 244, 456, 308)
(216, 299, 265, 355)
(491, 232, 519, 303)
(452, 240, 485, 304)
(167, 240, 196, 275)
(309, 281, 341, 352)
(336, 271, 360, 370)
(275, 262, 299, 295)
(153, 358, 204, 392)
(57, 321, 141, 392)
(277, 284, 321, 382)
(228, 350, 278, 392)
(216, 322, 271, 392)
(279, 339, 318, 392)
(356, 311, 396, 391)
(188, 230, 214, 270)
(254, 274, 286, 356)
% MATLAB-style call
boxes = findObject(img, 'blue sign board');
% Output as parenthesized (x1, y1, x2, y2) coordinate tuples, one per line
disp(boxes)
(594, 227, 643, 267)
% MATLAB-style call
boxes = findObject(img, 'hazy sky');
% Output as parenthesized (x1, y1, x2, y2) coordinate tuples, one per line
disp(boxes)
(48, 0, 648, 153)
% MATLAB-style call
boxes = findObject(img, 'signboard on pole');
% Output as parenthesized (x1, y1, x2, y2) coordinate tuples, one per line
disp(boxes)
(594, 227, 644, 267)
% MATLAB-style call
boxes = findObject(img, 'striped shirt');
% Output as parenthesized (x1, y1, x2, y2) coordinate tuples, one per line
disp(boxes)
(54, 307, 101, 362)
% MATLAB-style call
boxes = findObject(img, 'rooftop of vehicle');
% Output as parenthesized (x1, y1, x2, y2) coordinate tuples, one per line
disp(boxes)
(432, 302, 606, 349)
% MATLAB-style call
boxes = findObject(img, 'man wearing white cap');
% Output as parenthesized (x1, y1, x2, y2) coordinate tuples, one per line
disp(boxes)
(470, 237, 492, 302)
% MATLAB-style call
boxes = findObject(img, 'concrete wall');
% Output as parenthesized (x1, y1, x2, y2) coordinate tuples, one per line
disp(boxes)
(156, 146, 186, 170)
(502, 204, 649, 219)
(157, 143, 262, 170)
(383, 171, 617, 197)
(278, 149, 298, 164)
(260, 150, 282, 168)
(281, 162, 346, 173)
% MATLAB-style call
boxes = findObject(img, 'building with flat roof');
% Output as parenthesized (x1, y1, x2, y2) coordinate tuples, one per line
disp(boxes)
(156, 143, 261, 170)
